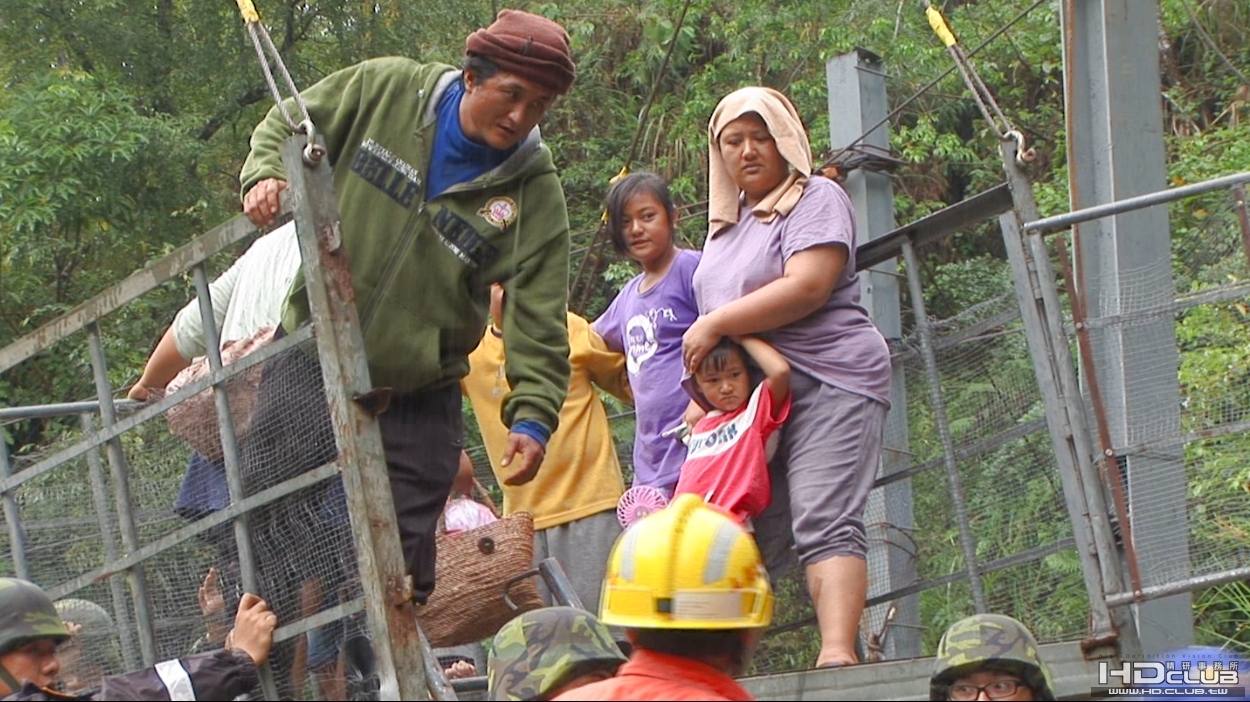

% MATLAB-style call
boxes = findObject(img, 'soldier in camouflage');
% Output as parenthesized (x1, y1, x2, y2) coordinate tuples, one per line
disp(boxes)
(930, 613, 1056, 701)
(52, 600, 120, 696)
(488, 607, 627, 701)
(0, 579, 71, 694)
(1, 576, 276, 701)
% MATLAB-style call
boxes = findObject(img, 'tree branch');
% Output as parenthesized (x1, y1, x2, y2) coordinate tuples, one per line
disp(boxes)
(196, 86, 270, 140)
(1184, 1, 1250, 89)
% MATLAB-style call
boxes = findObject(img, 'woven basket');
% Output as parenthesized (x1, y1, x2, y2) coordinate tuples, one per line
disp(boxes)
(164, 326, 276, 462)
(417, 480, 545, 648)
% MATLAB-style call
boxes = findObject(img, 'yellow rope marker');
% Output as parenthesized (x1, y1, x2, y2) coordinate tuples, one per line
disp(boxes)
(926, 5, 959, 48)
(235, 0, 261, 24)
(600, 165, 633, 222)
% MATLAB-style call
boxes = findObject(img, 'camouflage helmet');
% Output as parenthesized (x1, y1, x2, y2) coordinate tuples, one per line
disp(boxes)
(54, 598, 121, 672)
(931, 614, 1055, 701)
(54, 599, 114, 638)
(0, 578, 70, 655)
(487, 607, 627, 701)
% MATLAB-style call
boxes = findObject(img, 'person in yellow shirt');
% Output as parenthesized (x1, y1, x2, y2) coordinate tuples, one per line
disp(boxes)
(463, 284, 631, 615)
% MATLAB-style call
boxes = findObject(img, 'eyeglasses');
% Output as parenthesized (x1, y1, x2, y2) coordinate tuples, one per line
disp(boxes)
(948, 679, 1027, 700)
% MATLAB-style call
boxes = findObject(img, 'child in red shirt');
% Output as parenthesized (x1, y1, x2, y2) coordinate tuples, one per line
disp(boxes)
(675, 336, 791, 524)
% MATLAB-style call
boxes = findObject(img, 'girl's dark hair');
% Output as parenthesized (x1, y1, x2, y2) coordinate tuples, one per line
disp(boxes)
(604, 172, 678, 255)
(699, 338, 765, 389)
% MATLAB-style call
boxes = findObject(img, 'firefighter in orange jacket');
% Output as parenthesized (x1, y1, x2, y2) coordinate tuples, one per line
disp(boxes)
(554, 494, 773, 701)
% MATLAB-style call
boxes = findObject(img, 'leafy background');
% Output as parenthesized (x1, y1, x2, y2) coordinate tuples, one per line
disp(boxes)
(2, 0, 1249, 672)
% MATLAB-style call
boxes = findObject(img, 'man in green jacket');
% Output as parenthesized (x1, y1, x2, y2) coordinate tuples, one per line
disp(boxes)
(238, 9, 576, 610)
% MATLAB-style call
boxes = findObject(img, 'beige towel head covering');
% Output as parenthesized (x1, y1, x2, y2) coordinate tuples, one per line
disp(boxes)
(707, 86, 813, 237)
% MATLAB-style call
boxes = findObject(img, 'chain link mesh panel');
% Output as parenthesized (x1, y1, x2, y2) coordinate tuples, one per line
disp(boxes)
(1068, 187, 1250, 608)
(0, 311, 382, 700)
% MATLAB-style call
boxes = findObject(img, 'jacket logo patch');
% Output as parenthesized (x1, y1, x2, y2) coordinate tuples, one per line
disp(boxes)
(478, 197, 518, 229)
(432, 207, 499, 268)
(350, 139, 421, 208)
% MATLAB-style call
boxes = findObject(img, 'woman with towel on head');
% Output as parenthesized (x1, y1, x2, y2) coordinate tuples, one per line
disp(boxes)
(682, 86, 892, 669)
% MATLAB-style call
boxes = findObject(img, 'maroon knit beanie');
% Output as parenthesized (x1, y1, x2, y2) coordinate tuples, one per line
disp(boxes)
(464, 9, 576, 95)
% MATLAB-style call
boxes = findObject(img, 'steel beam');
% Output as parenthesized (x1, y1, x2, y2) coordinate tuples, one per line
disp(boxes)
(281, 137, 429, 700)
(827, 48, 919, 659)
(1061, 0, 1192, 653)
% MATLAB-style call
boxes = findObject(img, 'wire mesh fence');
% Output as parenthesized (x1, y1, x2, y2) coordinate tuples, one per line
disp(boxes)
(0, 193, 402, 700)
(10, 166, 1245, 696)
(1051, 184, 1250, 602)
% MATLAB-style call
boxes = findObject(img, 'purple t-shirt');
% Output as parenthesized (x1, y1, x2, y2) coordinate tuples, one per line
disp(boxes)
(693, 176, 891, 405)
(593, 249, 701, 490)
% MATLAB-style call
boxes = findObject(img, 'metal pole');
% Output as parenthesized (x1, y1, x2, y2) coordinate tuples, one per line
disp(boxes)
(1233, 186, 1250, 271)
(538, 558, 586, 610)
(418, 627, 458, 701)
(900, 240, 986, 613)
(997, 139, 1135, 656)
(189, 264, 278, 701)
(281, 136, 429, 701)
(1105, 566, 1250, 607)
(86, 323, 158, 665)
(0, 438, 30, 580)
(827, 47, 920, 658)
(1024, 171, 1250, 234)
(0, 400, 141, 422)
(1061, 0, 1192, 654)
(80, 413, 140, 672)
(1051, 235, 1143, 596)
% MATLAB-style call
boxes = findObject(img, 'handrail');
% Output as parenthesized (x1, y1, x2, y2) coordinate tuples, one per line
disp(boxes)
(1024, 171, 1250, 235)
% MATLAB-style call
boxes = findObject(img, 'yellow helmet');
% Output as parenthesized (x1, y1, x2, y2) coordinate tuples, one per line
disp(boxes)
(599, 494, 773, 630)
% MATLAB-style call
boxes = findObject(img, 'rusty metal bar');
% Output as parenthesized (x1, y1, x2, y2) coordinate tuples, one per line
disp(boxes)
(997, 139, 1129, 652)
(1234, 186, 1250, 272)
(85, 323, 158, 665)
(281, 136, 429, 700)
(900, 240, 987, 613)
(0, 214, 264, 376)
(418, 627, 459, 701)
(0, 438, 30, 580)
(189, 263, 277, 700)
(1024, 171, 1250, 235)
(1052, 233, 1144, 598)
(80, 413, 140, 672)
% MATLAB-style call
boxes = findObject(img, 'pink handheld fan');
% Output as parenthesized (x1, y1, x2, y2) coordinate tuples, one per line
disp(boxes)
(617, 485, 669, 528)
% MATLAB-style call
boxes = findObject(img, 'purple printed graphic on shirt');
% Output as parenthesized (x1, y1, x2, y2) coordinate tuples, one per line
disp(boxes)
(693, 176, 892, 405)
(593, 249, 701, 491)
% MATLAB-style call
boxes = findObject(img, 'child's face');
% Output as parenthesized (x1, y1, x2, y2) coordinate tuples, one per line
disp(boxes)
(695, 351, 751, 413)
(620, 193, 675, 267)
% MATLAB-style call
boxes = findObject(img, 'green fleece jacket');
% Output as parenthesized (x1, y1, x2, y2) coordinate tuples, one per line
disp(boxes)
(240, 57, 570, 432)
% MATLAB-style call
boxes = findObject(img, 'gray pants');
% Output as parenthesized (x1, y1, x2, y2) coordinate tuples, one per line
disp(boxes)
(532, 508, 622, 615)
(756, 371, 888, 576)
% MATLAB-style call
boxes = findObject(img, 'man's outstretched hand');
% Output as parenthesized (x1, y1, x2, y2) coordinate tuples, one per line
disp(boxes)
(225, 593, 277, 667)
(500, 432, 545, 486)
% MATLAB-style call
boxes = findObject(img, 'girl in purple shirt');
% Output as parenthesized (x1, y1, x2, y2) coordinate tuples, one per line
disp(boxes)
(593, 173, 700, 497)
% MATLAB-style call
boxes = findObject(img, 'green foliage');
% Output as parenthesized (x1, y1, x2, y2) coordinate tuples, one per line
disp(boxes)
(2, 0, 1250, 675)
